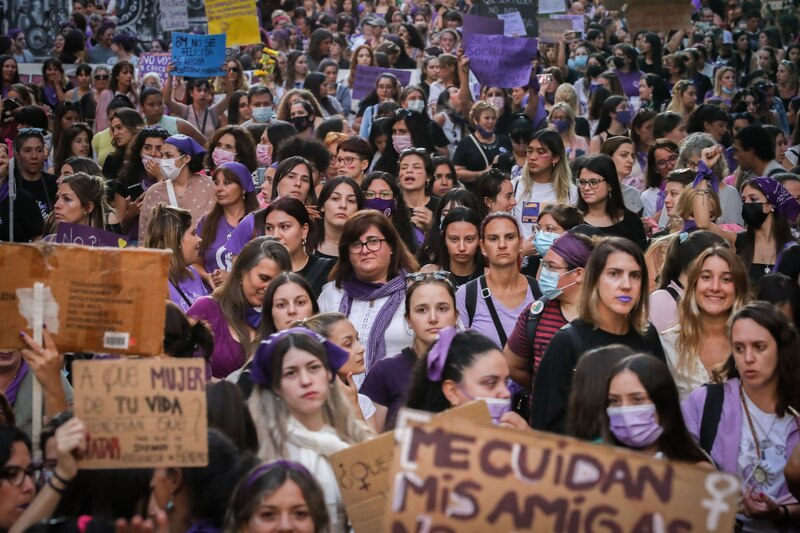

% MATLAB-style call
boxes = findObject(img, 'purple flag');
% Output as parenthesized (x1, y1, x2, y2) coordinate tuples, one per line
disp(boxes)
(352, 64, 413, 99)
(464, 34, 538, 89)
(55, 223, 129, 248)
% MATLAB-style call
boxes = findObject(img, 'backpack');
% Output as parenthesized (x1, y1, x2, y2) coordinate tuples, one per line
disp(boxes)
(699, 383, 725, 455)
(464, 275, 541, 348)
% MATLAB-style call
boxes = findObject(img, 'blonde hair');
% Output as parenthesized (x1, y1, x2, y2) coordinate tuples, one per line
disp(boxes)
(323, 131, 350, 150)
(554, 83, 580, 116)
(675, 186, 721, 222)
(713, 66, 736, 99)
(469, 100, 497, 126)
(675, 245, 750, 378)
(549, 102, 578, 139)
(519, 130, 572, 202)
(667, 80, 695, 115)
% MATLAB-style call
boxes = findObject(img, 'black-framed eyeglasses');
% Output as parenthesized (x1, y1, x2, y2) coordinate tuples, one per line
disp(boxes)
(656, 154, 679, 169)
(577, 177, 606, 189)
(348, 237, 387, 254)
(406, 270, 455, 287)
(336, 155, 359, 166)
(0, 464, 39, 486)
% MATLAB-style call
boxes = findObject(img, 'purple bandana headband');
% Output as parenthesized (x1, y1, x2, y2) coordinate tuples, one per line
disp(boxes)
(750, 177, 800, 221)
(251, 327, 349, 388)
(245, 460, 313, 490)
(218, 162, 255, 193)
(427, 327, 458, 381)
(550, 232, 593, 269)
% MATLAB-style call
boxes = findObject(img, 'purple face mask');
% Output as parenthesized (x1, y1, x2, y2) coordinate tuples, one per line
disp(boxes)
(615, 109, 634, 127)
(550, 118, 570, 133)
(458, 386, 512, 424)
(364, 197, 395, 217)
(607, 404, 663, 448)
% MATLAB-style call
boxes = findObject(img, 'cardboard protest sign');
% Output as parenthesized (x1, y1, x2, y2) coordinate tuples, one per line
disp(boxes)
(74, 358, 208, 469)
(475, 0, 538, 37)
(464, 34, 538, 88)
(331, 402, 492, 533)
(171, 33, 226, 78)
(352, 65, 413, 99)
(0, 243, 169, 355)
(539, 16, 576, 43)
(386, 416, 740, 532)
(55, 222, 128, 248)
(626, 0, 693, 36)
(139, 53, 171, 84)
(160, 0, 189, 31)
(205, 0, 261, 47)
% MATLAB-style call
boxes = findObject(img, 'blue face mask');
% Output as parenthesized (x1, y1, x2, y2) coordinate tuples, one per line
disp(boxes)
(568, 55, 588, 70)
(537, 265, 578, 300)
(251, 106, 274, 124)
(534, 231, 559, 256)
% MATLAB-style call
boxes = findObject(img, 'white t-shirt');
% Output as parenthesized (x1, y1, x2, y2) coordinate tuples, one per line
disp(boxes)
(512, 178, 580, 238)
(737, 393, 796, 532)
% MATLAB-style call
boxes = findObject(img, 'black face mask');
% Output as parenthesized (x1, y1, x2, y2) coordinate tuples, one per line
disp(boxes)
(291, 115, 312, 132)
(587, 64, 605, 79)
(719, 131, 733, 148)
(742, 203, 768, 229)
(612, 56, 626, 69)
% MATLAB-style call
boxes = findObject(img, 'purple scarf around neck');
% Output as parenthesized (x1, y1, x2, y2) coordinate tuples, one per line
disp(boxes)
(339, 272, 406, 368)
(4, 359, 29, 405)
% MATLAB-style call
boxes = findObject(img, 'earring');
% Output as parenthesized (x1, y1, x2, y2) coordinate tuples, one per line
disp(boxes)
(165, 499, 175, 513)
(405, 321, 413, 336)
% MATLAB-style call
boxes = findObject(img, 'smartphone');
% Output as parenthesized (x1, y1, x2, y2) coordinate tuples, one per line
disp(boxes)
(565, 30, 581, 40)
(127, 182, 145, 199)
(537, 74, 552, 85)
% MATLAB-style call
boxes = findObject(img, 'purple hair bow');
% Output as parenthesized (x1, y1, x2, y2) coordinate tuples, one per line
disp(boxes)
(692, 160, 719, 192)
(427, 327, 458, 381)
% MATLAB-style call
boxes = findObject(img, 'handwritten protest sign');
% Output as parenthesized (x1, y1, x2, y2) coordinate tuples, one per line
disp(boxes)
(464, 34, 538, 88)
(0, 243, 169, 355)
(160, 0, 189, 31)
(205, 0, 260, 47)
(626, 0, 694, 36)
(539, 0, 566, 13)
(498, 12, 527, 37)
(539, 17, 576, 43)
(139, 52, 171, 84)
(171, 32, 226, 78)
(331, 402, 492, 533)
(352, 64, 413, 99)
(386, 416, 740, 532)
(475, 0, 538, 37)
(550, 13, 585, 37)
(74, 358, 208, 469)
(55, 222, 128, 248)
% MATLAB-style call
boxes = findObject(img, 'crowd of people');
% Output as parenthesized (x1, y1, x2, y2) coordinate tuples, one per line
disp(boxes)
(3, 0, 800, 530)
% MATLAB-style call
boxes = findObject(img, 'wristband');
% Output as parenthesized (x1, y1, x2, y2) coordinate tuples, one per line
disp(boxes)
(51, 468, 74, 487)
(47, 476, 67, 495)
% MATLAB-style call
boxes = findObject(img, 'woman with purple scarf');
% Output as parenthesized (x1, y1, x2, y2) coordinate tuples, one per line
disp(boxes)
(318, 210, 419, 388)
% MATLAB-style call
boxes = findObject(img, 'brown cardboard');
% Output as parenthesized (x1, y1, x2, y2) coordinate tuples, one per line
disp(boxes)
(0, 242, 170, 355)
(73, 358, 208, 469)
(538, 17, 575, 44)
(385, 416, 740, 533)
(626, 0, 694, 36)
(331, 401, 492, 532)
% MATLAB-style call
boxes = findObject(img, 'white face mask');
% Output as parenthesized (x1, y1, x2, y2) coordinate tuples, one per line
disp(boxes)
(406, 99, 425, 113)
(159, 156, 185, 180)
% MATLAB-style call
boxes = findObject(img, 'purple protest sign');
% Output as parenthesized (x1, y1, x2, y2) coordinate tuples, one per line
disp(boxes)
(462, 14, 505, 50)
(464, 34, 538, 88)
(352, 65, 413, 99)
(55, 223, 129, 248)
(139, 53, 171, 83)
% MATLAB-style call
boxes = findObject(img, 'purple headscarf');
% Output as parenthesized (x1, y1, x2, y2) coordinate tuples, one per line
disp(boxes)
(550, 232, 593, 268)
(749, 177, 800, 221)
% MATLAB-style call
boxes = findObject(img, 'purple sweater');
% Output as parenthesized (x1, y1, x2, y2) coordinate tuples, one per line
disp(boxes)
(681, 378, 799, 501)
(186, 296, 247, 379)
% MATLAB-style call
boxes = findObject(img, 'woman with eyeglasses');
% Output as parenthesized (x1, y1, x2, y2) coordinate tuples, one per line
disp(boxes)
(164, 67, 235, 140)
(361, 272, 459, 431)
(95, 60, 137, 133)
(316, 176, 364, 259)
(455, 213, 541, 350)
(0, 425, 36, 530)
(318, 210, 419, 388)
(640, 138, 680, 219)
(360, 171, 418, 253)
(576, 154, 648, 250)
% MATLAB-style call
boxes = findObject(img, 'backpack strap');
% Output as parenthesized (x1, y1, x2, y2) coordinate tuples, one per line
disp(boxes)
(524, 275, 542, 300)
(479, 276, 508, 348)
(302, 256, 330, 289)
(664, 285, 681, 302)
(251, 208, 268, 240)
(699, 383, 725, 455)
(465, 276, 480, 328)
(565, 323, 585, 362)
(524, 297, 551, 372)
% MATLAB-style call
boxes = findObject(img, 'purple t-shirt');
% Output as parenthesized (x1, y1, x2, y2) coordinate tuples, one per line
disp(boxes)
(615, 69, 642, 98)
(197, 215, 235, 272)
(360, 347, 416, 430)
(455, 281, 535, 349)
(224, 212, 257, 258)
(187, 296, 247, 378)
(168, 266, 209, 313)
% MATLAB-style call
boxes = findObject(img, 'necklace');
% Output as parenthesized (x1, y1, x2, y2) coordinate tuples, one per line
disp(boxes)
(222, 217, 235, 240)
(739, 382, 800, 485)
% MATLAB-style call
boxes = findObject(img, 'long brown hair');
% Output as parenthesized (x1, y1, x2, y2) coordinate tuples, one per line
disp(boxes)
(144, 203, 194, 284)
(198, 166, 259, 259)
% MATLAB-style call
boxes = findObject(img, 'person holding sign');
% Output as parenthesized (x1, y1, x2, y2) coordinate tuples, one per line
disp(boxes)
(188, 237, 291, 379)
(404, 328, 529, 429)
(163, 71, 234, 140)
(139, 87, 208, 146)
(138, 135, 215, 241)
(247, 327, 373, 533)
(144, 204, 209, 313)
(683, 302, 800, 529)
(226, 460, 331, 532)
(531, 237, 666, 434)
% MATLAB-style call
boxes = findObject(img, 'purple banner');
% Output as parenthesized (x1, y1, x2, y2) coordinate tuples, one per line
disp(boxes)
(464, 35, 538, 88)
(55, 223, 128, 248)
(352, 65, 413, 100)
